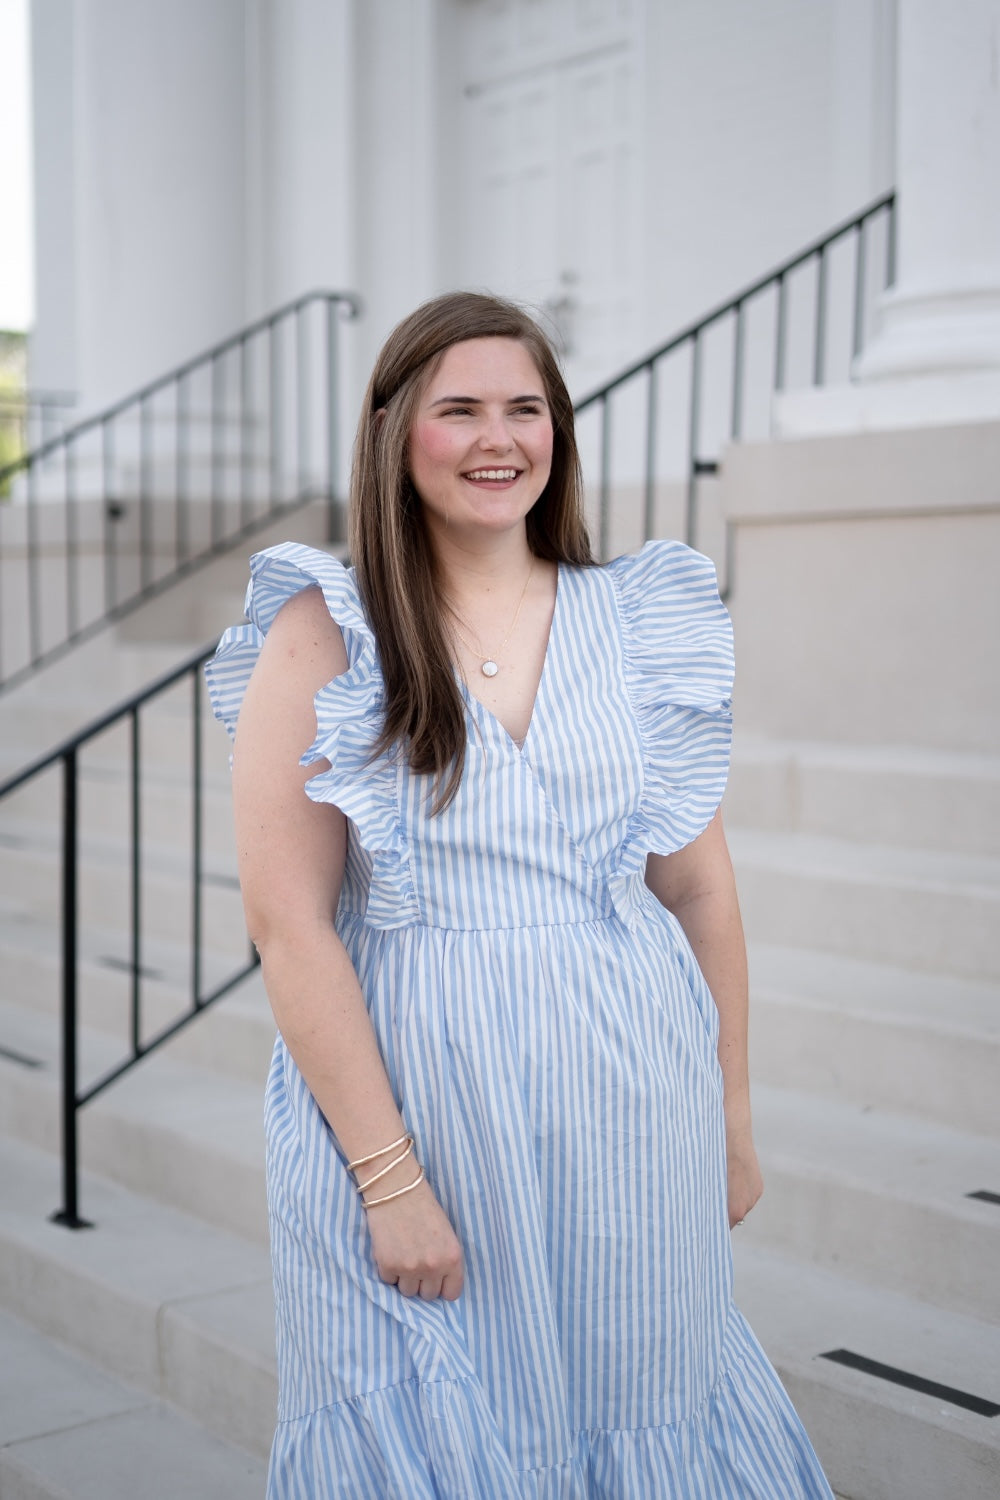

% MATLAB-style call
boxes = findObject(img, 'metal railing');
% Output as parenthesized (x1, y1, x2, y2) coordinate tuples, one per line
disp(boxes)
(0, 643, 254, 1227)
(0, 390, 77, 479)
(574, 191, 896, 578)
(0, 290, 360, 693)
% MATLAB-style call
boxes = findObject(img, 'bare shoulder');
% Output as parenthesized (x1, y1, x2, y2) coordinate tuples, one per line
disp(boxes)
(260, 584, 348, 678)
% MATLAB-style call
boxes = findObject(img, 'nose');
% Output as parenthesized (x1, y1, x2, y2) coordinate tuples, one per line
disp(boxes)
(477, 410, 514, 453)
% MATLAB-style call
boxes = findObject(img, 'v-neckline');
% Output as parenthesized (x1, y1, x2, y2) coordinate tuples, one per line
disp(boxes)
(458, 563, 562, 756)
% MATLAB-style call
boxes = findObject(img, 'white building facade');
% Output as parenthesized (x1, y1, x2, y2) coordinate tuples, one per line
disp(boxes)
(30, 0, 900, 419)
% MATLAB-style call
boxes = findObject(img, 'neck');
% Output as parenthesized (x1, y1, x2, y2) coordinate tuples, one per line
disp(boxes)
(429, 523, 535, 607)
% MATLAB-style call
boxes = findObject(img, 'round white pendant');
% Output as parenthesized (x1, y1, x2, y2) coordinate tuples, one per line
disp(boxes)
(481, 660, 499, 678)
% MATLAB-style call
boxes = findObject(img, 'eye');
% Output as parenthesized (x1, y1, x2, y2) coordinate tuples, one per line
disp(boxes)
(439, 405, 473, 417)
(512, 403, 545, 417)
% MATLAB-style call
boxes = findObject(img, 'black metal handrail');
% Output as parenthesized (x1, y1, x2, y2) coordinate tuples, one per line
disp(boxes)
(0, 290, 360, 693)
(0, 644, 257, 1226)
(574, 191, 896, 575)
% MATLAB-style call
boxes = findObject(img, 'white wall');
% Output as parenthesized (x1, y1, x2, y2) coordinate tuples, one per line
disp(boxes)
(643, 0, 895, 344)
(31, 0, 248, 413)
(0, 0, 34, 333)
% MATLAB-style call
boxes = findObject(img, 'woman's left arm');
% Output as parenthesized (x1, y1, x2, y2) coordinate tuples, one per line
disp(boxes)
(645, 809, 763, 1228)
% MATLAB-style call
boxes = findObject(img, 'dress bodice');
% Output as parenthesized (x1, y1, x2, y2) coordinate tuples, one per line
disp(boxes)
(207, 539, 733, 935)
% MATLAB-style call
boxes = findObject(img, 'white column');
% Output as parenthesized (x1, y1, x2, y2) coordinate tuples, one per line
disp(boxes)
(31, 0, 249, 417)
(251, 0, 357, 315)
(353, 0, 443, 383)
(856, 0, 1000, 383)
(29, 0, 78, 401)
(776, 0, 1000, 435)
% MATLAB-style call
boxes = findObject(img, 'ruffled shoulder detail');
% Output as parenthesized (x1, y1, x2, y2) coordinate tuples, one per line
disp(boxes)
(205, 542, 372, 737)
(609, 539, 733, 857)
(205, 543, 413, 927)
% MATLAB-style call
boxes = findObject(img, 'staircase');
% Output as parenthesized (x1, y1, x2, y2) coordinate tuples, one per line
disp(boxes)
(722, 423, 1000, 1500)
(0, 510, 334, 1496)
(0, 290, 359, 695)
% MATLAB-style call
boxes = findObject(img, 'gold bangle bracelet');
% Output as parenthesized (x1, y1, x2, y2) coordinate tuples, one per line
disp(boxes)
(355, 1140, 415, 1195)
(347, 1133, 412, 1174)
(362, 1167, 426, 1209)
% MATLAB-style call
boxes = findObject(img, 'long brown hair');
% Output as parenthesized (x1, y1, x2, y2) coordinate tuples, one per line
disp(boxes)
(351, 291, 594, 810)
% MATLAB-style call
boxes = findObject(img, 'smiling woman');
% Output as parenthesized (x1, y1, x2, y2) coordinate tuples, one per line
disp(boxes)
(207, 292, 834, 1500)
(406, 337, 557, 733)
(408, 337, 554, 539)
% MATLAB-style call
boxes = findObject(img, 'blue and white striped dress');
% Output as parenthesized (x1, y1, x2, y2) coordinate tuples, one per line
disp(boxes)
(207, 539, 833, 1499)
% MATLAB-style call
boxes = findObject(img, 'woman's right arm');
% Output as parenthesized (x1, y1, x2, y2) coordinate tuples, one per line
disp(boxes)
(232, 585, 463, 1301)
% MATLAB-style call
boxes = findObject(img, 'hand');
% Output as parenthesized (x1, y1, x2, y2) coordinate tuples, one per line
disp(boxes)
(366, 1176, 465, 1301)
(725, 1122, 763, 1230)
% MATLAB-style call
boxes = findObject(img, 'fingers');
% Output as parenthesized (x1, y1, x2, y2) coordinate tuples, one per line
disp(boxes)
(376, 1255, 464, 1302)
(367, 1188, 464, 1301)
(387, 1269, 463, 1300)
(440, 1265, 464, 1301)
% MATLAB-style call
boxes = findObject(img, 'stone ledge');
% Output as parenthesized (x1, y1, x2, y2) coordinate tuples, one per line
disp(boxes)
(722, 418, 1000, 523)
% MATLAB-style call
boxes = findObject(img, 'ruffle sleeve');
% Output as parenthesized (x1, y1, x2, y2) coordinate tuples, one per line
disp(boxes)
(205, 543, 413, 926)
(609, 538, 733, 859)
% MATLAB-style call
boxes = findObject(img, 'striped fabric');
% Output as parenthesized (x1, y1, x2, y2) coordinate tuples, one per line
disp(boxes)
(207, 540, 833, 1499)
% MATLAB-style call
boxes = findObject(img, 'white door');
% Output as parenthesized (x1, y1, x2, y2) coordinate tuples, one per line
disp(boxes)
(455, 0, 644, 395)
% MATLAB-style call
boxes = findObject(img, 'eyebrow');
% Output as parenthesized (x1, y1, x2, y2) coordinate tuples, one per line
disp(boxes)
(428, 393, 547, 407)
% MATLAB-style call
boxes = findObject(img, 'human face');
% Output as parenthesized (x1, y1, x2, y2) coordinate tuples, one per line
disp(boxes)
(408, 338, 554, 542)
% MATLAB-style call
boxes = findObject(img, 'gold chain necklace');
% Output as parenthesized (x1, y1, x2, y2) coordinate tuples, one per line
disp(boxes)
(445, 560, 534, 678)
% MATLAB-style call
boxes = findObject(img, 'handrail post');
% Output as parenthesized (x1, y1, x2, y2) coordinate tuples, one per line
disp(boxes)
(642, 361, 658, 543)
(598, 394, 611, 561)
(51, 748, 91, 1228)
(326, 297, 340, 542)
(191, 668, 203, 1007)
(129, 706, 142, 1057)
(685, 332, 703, 550)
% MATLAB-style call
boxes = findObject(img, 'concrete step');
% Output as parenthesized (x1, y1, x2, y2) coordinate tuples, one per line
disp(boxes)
(0, 680, 231, 775)
(748, 1084, 999, 1323)
(0, 1136, 275, 1464)
(733, 1242, 1000, 1500)
(0, 917, 273, 1084)
(0, 817, 248, 952)
(730, 827, 1000, 982)
(0, 1001, 268, 1244)
(748, 943, 1000, 1138)
(0, 640, 190, 759)
(0, 1307, 268, 1500)
(726, 736, 1000, 857)
(0, 759, 237, 861)
(0, 502, 336, 754)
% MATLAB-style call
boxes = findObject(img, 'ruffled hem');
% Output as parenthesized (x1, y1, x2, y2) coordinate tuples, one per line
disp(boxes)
(608, 539, 734, 861)
(266, 1311, 832, 1500)
(205, 543, 415, 925)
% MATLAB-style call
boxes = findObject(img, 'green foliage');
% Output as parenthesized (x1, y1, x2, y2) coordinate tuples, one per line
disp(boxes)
(0, 331, 28, 498)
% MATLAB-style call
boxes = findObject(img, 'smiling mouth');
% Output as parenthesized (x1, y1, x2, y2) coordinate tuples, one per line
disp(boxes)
(463, 468, 520, 482)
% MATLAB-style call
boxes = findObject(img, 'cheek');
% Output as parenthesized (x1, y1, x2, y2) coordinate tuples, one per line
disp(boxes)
(410, 421, 458, 466)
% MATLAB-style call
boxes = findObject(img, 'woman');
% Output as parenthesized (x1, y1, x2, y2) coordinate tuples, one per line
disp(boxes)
(208, 292, 833, 1498)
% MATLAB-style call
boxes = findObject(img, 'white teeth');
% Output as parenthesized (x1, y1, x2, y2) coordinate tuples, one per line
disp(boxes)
(466, 469, 517, 481)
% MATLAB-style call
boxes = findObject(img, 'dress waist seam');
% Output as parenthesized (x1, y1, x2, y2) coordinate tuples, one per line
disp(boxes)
(336, 911, 625, 934)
